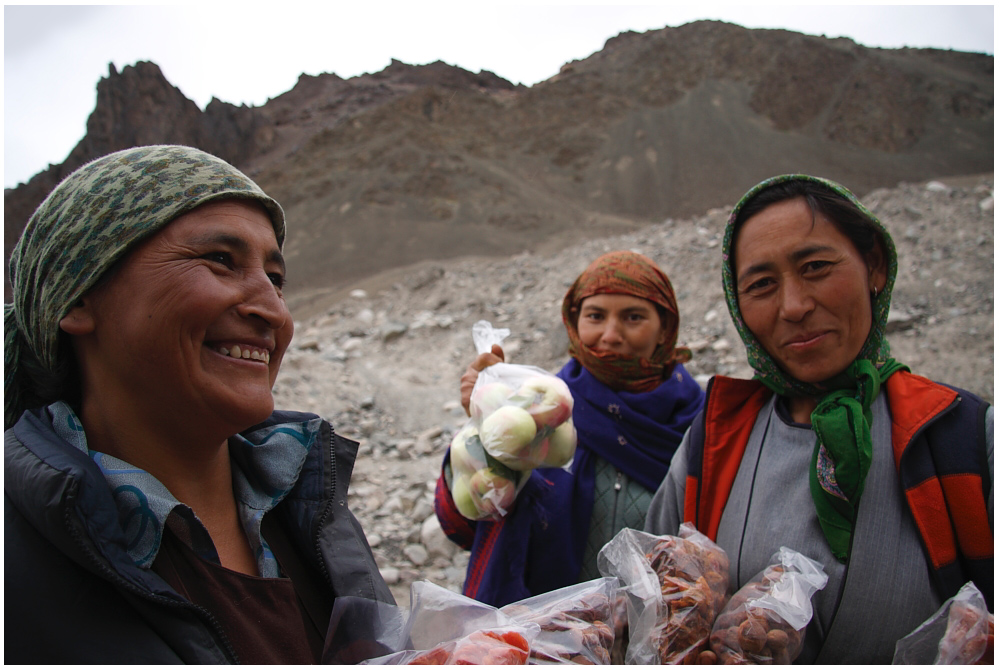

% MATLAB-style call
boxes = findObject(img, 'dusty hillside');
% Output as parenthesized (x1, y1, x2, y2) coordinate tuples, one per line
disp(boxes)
(5, 21, 992, 303)
(270, 174, 994, 607)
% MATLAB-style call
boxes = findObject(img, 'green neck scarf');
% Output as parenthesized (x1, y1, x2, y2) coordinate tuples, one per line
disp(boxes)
(722, 174, 907, 562)
(808, 357, 907, 560)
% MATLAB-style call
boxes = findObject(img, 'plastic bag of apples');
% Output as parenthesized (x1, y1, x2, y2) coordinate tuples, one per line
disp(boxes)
(447, 321, 577, 521)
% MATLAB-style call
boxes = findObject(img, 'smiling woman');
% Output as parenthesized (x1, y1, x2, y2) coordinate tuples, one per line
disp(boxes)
(644, 174, 993, 663)
(58, 200, 294, 455)
(4, 145, 394, 664)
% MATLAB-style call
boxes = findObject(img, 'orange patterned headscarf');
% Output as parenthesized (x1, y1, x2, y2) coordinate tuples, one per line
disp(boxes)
(561, 251, 690, 393)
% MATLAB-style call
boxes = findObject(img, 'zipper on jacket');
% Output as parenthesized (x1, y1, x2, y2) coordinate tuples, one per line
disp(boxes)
(63, 497, 240, 663)
(312, 422, 338, 590)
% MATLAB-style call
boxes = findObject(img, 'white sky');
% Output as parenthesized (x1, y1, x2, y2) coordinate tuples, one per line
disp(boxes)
(3, 3, 995, 189)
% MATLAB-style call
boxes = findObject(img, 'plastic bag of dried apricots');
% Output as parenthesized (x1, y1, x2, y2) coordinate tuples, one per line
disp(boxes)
(708, 547, 827, 665)
(893, 581, 994, 665)
(596, 524, 730, 665)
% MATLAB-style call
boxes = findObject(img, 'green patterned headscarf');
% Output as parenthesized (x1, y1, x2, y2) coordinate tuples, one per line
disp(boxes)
(4, 145, 285, 430)
(722, 174, 907, 561)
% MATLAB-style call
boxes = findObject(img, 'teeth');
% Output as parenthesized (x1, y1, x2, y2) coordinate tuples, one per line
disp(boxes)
(216, 345, 270, 364)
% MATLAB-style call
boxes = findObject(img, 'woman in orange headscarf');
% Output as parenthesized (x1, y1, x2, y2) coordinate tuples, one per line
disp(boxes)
(434, 250, 705, 606)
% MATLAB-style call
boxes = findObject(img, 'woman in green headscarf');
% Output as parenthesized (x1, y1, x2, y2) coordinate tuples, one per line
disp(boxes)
(5, 145, 393, 664)
(644, 175, 993, 663)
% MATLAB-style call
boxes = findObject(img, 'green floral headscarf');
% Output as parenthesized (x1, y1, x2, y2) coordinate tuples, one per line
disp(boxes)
(722, 174, 907, 561)
(4, 145, 285, 430)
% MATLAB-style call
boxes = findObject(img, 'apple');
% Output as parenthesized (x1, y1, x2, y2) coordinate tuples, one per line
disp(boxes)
(449, 424, 486, 475)
(516, 375, 574, 429)
(479, 405, 538, 470)
(469, 468, 518, 516)
(450, 473, 482, 520)
(471, 381, 515, 424)
(541, 419, 577, 468)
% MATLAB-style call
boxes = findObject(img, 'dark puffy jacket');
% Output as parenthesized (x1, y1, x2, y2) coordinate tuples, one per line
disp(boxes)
(5, 407, 394, 664)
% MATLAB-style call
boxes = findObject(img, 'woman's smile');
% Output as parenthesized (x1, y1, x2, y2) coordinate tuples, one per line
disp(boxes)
(210, 343, 273, 364)
(783, 330, 830, 349)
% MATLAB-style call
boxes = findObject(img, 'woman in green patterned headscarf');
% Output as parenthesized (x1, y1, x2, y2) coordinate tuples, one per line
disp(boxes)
(4, 144, 285, 430)
(723, 174, 905, 562)
(644, 175, 993, 663)
(5, 145, 393, 664)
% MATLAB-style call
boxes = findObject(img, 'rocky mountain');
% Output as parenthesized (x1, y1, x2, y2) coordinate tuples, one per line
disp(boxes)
(4, 20, 993, 307)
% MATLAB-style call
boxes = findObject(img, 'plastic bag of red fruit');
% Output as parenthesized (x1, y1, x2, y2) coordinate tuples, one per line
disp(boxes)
(359, 581, 540, 665)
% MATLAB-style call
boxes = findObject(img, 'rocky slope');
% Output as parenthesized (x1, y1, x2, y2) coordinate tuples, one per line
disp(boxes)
(272, 174, 994, 608)
(5, 21, 992, 302)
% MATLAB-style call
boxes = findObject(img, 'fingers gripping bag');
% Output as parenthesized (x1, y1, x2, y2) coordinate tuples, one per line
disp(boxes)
(708, 546, 828, 665)
(597, 524, 730, 664)
(361, 580, 540, 665)
(500, 577, 619, 665)
(469, 321, 577, 473)
(893, 581, 994, 665)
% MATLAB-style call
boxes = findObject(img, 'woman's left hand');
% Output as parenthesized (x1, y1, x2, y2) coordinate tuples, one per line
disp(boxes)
(460, 344, 505, 415)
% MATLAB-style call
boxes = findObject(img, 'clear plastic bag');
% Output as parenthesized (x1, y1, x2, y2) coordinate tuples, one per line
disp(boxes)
(709, 546, 828, 664)
(361, 581, 540, 665)
(597, 524, 730, 664)
(893, 581, 994, 665)
(468, 321, 576, 472)
(365, 628, 534, 665)
(500, 577, 619, 664)
(446, 418, 528, 520)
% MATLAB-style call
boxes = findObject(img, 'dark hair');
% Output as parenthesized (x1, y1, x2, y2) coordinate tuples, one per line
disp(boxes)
(731, 179, 883, 265)
(12, 331, 82, 417)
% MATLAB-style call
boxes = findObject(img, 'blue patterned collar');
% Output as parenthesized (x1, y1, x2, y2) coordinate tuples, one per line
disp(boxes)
(46, 401, 322, 578)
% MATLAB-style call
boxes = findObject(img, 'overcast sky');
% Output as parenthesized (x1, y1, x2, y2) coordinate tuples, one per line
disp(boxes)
(4, 3, 995, 189)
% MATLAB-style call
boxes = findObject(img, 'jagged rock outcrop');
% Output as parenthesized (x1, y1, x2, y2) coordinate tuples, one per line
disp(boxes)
(3, 62, 260, 285)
